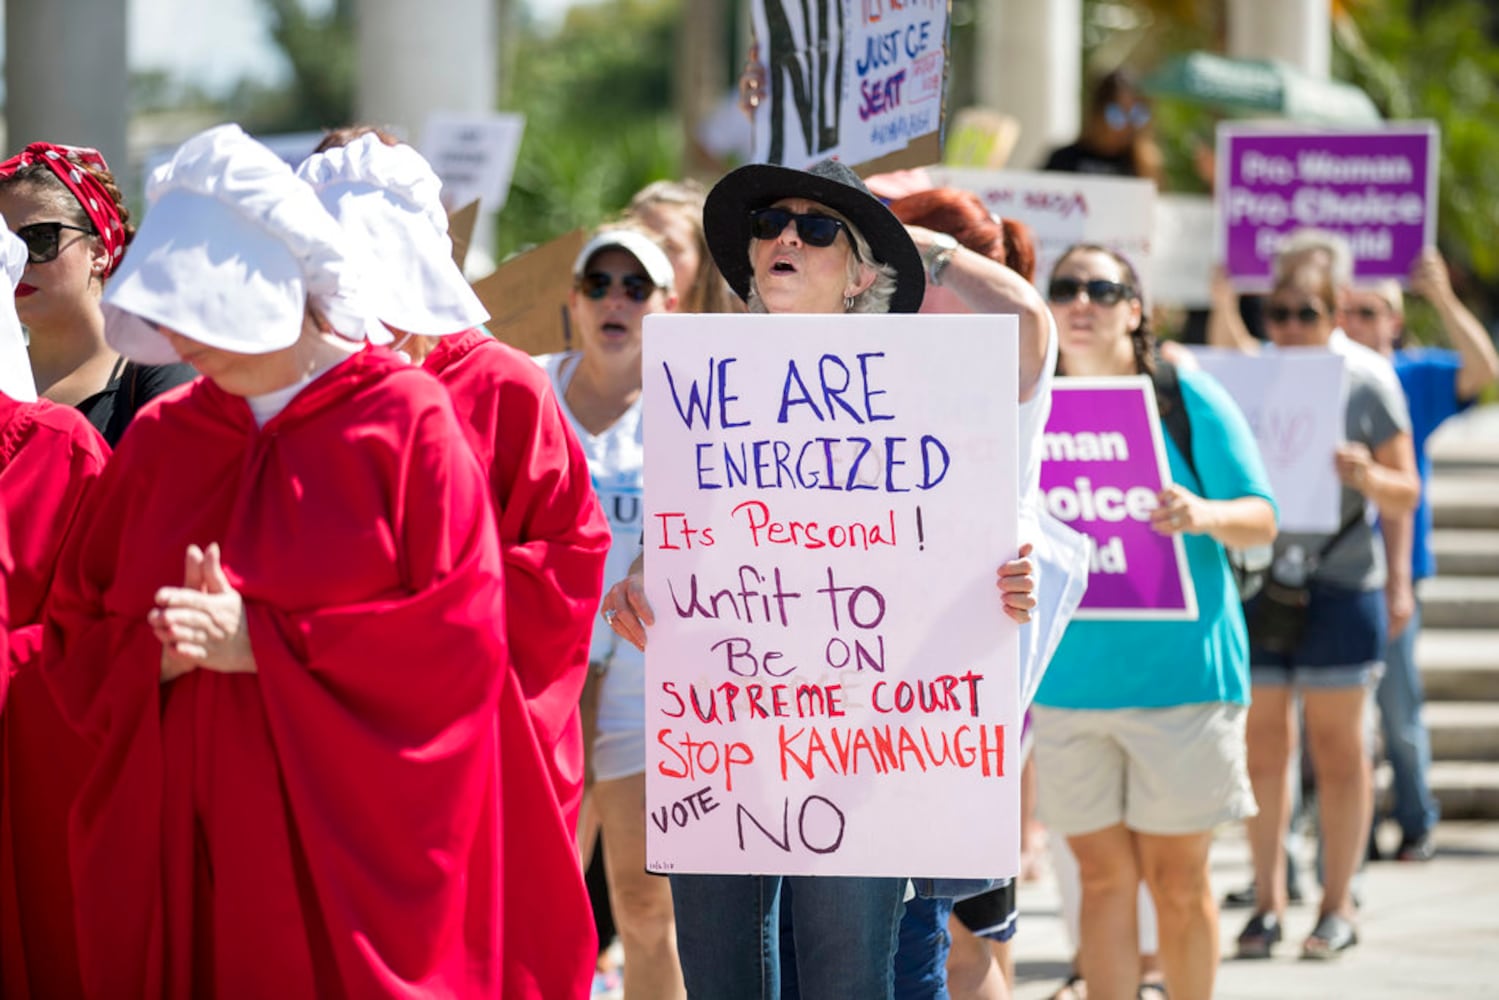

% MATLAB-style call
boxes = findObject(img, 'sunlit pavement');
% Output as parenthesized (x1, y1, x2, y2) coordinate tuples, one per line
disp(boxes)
(1012, 821, 1499, 999)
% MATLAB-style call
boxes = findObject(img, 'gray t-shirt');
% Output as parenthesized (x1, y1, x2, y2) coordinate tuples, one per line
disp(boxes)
(1275, 348, 1411, 591)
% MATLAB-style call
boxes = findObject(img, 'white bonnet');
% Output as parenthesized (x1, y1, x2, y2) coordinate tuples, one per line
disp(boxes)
(296, 132, 489, 338)
(0, 224, 36, 401)
(103, 123, 387, 365)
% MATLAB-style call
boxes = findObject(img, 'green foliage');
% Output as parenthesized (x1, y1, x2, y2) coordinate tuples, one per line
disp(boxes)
(1335, 0, 1499, 297)
(496, 0, 684, 258)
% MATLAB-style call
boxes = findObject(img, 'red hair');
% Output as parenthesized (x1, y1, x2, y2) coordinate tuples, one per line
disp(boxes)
(887, 187, 1036, 282)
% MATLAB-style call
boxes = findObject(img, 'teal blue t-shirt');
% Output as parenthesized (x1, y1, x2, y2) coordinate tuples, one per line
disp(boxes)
(1034, 368, 1278, 710)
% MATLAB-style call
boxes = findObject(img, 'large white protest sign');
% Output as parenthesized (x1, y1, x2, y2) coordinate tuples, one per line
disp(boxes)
(927, 167, 1157, 296)
(420, 111, 526, 212)
(643, 313, 1020, 879)
(1187, 347, 1347, 533)
(751, 0, 948, 171)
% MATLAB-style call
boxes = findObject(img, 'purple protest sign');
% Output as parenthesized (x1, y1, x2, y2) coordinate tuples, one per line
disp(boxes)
(1041, 378, 1197, 620)
(1218, 123, 1439, 290)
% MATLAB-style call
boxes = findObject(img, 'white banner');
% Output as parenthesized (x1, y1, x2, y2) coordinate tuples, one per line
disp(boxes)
(927, 167, 1157, 297)
(1187, 347, 1348, 533)
(643, 312, 1020, 879)
(420, 111, 526, 212)
(750, 0, 948, 170)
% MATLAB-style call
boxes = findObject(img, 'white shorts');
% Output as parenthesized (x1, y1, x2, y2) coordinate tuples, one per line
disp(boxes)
(1032, 702, 1256, 837)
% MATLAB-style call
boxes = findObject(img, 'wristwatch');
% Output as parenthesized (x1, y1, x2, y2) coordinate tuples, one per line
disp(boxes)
(922, 232, 958, 287)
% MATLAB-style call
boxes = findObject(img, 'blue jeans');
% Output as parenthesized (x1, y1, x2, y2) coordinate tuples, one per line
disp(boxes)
(893, 895, 954, 1000)
(671, 873, 906, 999)
(1375, 601, 1440, 839)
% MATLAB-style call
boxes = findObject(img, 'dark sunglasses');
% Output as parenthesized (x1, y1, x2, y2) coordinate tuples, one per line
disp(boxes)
(1047, 277, 1134, 306)
(577, 271, 658, 304)
(15, 221, 95, 264)
(1265, 303, 1326, 325)
(1104, 102, 1151, 130)
(1344, 305, 1387, 321)
(748, 207, 854, 253)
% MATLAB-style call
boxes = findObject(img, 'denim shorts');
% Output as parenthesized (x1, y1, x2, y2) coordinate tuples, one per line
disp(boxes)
(1248, 583, 1385, 689)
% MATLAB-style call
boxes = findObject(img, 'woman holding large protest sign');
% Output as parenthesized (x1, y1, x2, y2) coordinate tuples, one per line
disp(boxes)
(1237, 238, 1419, 961)
(598, 159, 1037, 999)
(1033, 244, 1277, 1000)
(42, 125, 514, 996)
(0, 142, 194, 445)
(537, 223, 686, 1000)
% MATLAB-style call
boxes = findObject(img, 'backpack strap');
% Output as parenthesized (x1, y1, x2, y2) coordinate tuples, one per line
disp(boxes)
(1151, 359, 1197, 484)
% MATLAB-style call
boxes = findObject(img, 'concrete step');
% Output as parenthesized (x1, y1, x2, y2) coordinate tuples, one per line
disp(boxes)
(1426, 702, 1499, 762)
(1417, 576, 1499, 629)
(1417, 629, 1499, 702)
(1431, 529, 1499, 577)
(1429, 403, 1499, 471)
(1427, 760, 1499, 821)
(1429, 475, 1499, 530)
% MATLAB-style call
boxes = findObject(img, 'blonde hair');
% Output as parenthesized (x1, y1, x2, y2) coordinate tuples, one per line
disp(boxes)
(626, 179, 737, 315)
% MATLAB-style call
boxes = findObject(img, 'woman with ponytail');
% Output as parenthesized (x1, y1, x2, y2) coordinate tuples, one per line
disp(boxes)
(1030, 245, 1278, 1000)
(0, 143, 194, 445)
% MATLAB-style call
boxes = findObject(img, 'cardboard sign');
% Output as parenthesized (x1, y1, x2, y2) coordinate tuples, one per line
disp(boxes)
(643, 312, 1020, 880)
(420, 111, 526, 212)
(1041, 378, 1197, 620)
(447, 199, 481, 272)
(471, 228, 586, 357)
(750, 0, 948, 173)
(1217, 122, 1440, 290)
(927, 168, 1157, 296)
(1188, 347, 1348, 533)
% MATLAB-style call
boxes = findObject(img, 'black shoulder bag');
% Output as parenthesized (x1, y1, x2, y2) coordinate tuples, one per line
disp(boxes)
(1245, 511, 1361, 655)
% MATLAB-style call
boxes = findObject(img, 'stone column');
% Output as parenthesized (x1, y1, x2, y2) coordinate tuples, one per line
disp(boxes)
(355, 0, 498, 138)
(971, 0, 1083, 172)
(1227, 0, 1331, 78)
(356, 0, 499, 265)
(5, 0, 129, 177)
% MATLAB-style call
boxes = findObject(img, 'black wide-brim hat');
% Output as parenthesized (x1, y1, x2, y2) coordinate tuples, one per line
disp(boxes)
(704, 158, 925, 314)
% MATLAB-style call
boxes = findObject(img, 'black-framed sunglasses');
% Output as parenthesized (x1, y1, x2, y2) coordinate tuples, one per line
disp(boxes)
(15, 221, 95, 264)
(1344, 305, 1387, 321)
(1265, 303, 1326, 325)
(1047, 277, 1134, 306)
(577, 271, 659, 304)
(748, 207, 854, 255)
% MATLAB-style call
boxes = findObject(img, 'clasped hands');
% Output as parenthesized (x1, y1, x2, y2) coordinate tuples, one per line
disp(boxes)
(149, 542, 257, 682)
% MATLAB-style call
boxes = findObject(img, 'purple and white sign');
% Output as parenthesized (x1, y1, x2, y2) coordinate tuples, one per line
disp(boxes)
(1218, 122, 1439, 290)
(1041, 378, 1197, 621)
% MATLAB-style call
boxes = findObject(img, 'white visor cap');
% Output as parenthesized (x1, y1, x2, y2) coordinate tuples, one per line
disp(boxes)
(103, 123, 387, 366)
(572, 229, 675, 292)
(0, 224, 36, 401)
(297, 134, 489, 338)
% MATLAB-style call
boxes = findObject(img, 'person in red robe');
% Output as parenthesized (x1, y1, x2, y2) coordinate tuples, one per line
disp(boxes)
(298, 131, 606, 998)
(42, 124, 511, 998)
(301, 128, 610, 829)
(0, 222, 110, 999)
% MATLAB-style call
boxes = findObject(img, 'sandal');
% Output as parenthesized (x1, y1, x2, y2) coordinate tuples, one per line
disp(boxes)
(1048, 972, 1086, 1000)
(1138, 980, 1168, 999)
(1234, 911, 1282, 959)
(1301, 912, 1358, 960)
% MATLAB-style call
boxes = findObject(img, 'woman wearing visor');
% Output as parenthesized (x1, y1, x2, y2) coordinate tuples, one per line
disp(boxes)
(43, 125, 513, 997)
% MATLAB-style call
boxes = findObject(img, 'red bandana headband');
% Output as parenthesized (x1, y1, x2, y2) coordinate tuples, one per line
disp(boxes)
(0, 142, 127, 277)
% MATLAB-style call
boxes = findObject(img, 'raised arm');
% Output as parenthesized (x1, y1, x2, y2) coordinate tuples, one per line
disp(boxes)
(1409, 247, 1499, 401)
